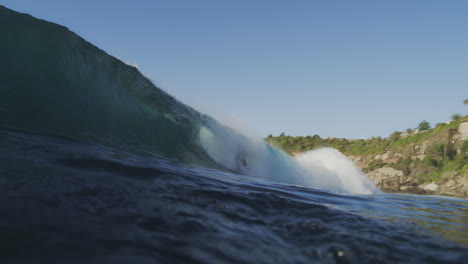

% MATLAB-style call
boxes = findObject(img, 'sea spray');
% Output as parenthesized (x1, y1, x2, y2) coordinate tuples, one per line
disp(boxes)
(296, 148, 379, 194)
(199, 121, 379, 194)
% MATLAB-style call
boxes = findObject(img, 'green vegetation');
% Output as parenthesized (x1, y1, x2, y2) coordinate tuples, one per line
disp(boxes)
(265, 115, 468, 183)
(386, 118, 461, 149)
(266, 134, 390, 156)
(451, 114, 462, 121)
(266, 115, 466, 156)
(417, 120, 431, 131)
(416, 141, 468, 182)
(360, 142, 467, 182)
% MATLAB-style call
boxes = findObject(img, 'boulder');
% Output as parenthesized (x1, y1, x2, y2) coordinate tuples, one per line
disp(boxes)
(423, 183, 439, 192)
(368, 167, 406, 191)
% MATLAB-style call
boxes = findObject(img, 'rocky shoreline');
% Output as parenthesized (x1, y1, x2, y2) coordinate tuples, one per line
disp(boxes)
(366, 167, 468, 198)
(295, 119, 468, 198)
(349, 120, 468, 198)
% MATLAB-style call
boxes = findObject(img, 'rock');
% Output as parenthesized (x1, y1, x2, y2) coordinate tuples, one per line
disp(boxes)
(399, 186, 409, 191)
(458, 119, 468, 141)
(399, 184, 425, 194)
(441, 171, 458, 179)
(382, 152, 389, 160)
(421, 141, 430, 154)
(414, 154, 425, 160)
(368, 167, 406, 190)
(445, 179, 456, 188)
(423, 183, 439, 192)
(370, 167, 404, 176)
(400, 132, 409, 138)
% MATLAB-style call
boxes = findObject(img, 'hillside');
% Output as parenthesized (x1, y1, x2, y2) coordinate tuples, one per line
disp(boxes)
(266, 116, 468, 198)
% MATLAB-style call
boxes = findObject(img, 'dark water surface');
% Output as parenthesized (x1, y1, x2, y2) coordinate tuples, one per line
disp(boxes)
(1, 128, 467, 264)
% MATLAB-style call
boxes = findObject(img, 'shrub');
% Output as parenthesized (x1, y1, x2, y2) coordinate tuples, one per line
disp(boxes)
(451, 114, 462, 121)
(392, 157, 413, 175)
(423, 155, 438, 167)
(418, 120, 431, 131)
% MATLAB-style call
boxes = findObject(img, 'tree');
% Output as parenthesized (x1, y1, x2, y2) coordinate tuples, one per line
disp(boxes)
(418, 120, 431, 131)
(406, 128, 413, 134)
(464, 98, 468, 105)
(451, 114, 462, 121)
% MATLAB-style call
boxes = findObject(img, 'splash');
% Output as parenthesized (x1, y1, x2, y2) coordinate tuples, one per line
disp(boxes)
(198, 122, 379, 195)
(295, 148, 379, 194)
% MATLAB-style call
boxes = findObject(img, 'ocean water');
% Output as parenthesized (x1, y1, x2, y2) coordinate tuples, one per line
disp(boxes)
(0, 6, 467, 264)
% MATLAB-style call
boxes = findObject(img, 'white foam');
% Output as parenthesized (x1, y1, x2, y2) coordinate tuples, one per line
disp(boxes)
(198, 122, 379, 195)
(295, 148, 379, 194)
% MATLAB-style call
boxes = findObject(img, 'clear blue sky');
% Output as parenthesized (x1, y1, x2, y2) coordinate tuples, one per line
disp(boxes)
(2, 0, 467, 139)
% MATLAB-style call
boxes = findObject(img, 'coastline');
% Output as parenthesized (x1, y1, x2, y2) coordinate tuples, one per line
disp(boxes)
(269, 118, 468, 198)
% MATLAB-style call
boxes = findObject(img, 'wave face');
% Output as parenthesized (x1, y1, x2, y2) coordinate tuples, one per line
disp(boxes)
(0, 5, 228, 170)
(0, 6, 377, 195)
